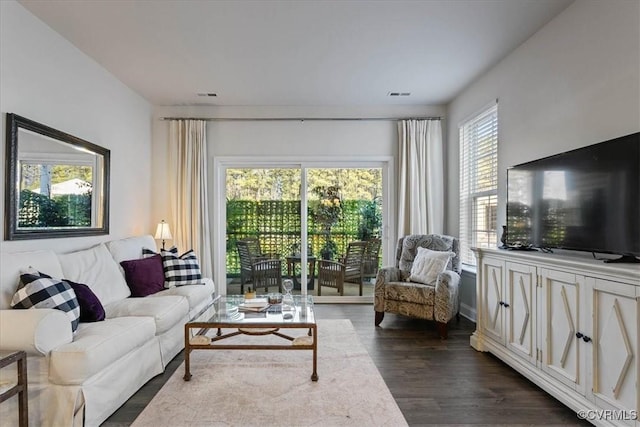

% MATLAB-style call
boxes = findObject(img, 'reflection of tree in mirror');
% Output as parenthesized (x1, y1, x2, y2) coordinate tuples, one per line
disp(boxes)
(19, 190, 69, 227)
(18, 190, 92, 228)
(20, 164, 92, 195)
(18, 163, 93, 228)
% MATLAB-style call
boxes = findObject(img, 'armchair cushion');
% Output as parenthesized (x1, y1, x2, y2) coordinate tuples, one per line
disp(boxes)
(409, 248, 455, 285)
(384, 281, 435, 306)
(398, 234, 460, 274)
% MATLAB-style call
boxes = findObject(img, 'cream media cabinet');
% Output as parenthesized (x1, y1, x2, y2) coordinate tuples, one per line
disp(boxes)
(471, 248, 640, 427)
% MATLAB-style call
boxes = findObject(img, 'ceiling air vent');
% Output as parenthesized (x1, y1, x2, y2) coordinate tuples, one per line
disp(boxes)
(197, 93, 217, 97)
(388, 92, 411, 97)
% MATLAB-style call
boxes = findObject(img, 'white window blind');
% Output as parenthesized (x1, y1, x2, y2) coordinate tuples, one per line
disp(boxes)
(459, 104, 498, 266)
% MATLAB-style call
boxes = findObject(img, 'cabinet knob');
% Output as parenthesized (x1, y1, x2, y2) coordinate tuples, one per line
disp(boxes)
(576, 332, 583, 339)
(503, 303, 510, 308)
(499, 301, 505, 306)
(582, 336, 592, 343)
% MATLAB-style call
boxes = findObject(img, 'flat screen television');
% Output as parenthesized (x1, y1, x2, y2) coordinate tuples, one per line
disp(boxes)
(506, 132, 640, 262)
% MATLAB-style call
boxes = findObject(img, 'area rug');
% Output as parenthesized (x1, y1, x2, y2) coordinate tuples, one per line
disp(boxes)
(132, 319, 407, 427)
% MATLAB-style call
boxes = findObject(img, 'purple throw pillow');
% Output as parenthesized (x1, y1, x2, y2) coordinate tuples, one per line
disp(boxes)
(120, 255, 165, 297)
(66, 280, 106, 322)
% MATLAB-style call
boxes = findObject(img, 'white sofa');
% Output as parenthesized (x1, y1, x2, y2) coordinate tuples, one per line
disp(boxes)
(0, 235, 215, 427)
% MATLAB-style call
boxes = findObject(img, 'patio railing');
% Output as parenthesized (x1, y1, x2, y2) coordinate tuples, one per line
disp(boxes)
(226, 199, 380, 276)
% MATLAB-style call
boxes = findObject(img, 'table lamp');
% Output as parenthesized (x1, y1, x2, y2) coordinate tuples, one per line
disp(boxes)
(155, 220, 172, 250)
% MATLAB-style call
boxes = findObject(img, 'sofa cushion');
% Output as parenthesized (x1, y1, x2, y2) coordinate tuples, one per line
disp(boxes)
(384, 281, 435, 306)
(409, 247, 455, 285)
(0, 250, 64, 310)
(161, 247, 202, 287)
(152, 278, 215, 312)
(104, 295, 189, 334)
(106, 235, 157, 268)
(120, 255, 165, 297)
(49, 316, 156, 385)
(11, 273, 80, 332)
(58, 244, 131, 306)
(67, 280, 106, 322)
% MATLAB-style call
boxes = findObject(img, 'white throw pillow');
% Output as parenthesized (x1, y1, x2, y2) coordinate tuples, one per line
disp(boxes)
(409, 247, 455, 285)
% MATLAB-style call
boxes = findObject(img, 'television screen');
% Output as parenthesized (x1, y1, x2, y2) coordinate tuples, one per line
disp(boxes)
(506, 132, 640, 257)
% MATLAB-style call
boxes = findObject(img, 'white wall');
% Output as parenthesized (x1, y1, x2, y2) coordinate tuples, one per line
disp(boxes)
(446, 0, 640, 318)
(0, 0, 153, 253)
(447, 0, 640, 238)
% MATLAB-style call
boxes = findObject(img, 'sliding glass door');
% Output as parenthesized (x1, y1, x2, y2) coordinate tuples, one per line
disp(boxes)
(218, 160, 388, 302)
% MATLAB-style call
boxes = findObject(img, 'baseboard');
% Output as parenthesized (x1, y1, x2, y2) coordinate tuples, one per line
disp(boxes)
(459, 302, 476, 322)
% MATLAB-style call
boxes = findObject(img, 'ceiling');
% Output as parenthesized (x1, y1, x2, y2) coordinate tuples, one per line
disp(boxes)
(19, 0, 574, 107)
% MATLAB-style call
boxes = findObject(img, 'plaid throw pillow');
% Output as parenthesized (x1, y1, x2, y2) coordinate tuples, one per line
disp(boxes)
(160, 246, 202, 287)
(142, 247, 157, 258)
(11, 273, 81, 332)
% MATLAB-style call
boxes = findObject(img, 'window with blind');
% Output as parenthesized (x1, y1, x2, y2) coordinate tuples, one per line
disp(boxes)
(459, 103, 498, 266)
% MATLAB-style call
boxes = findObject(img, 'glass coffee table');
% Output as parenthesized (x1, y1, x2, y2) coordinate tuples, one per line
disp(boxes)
(183, 294, 318, 381)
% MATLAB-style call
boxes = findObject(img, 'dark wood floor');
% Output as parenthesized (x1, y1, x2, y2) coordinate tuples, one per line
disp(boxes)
(104, 304, 591, 426)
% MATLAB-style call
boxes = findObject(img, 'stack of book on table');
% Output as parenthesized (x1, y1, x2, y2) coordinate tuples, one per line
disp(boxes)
(238, 298, 270, 312)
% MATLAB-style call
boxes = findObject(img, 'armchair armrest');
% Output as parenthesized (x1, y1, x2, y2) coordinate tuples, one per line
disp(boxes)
(0, 309, 73, 356)
(434, 270, 461, 323)
(375, 266, 403, 284)
(374, 266, 403, 311)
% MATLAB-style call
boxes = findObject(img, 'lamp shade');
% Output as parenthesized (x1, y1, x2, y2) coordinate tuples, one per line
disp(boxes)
(155, 220, 172, 240)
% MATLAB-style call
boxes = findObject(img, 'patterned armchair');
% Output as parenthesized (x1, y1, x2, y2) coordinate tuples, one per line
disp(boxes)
(374, 234, 461, 338)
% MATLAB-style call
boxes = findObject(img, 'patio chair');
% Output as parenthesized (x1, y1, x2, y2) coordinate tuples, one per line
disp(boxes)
(317, 260, 345, 296)
(363, 238, 382, 280)
(236, 237, 278, 293)
(251, 259, 283, 293)
(343, 240, 367, 296)
(327, 241, 367, 296)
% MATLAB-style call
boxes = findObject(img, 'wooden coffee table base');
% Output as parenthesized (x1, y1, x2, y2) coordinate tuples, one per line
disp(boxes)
(184, 323, 318, 382)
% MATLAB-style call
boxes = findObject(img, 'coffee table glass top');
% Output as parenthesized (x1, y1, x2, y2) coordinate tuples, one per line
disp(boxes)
(206, 295, 315, 324)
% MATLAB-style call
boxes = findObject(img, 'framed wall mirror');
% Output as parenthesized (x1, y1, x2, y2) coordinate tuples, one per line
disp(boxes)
(5, 113, 110, 240)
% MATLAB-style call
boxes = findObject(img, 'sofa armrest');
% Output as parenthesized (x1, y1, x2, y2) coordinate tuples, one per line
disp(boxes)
(201, 277, 215, 294)
(434, 270, 461, 323)
(0, 309, 73, 356)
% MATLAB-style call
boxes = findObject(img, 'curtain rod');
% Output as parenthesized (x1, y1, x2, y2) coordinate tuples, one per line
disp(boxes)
(159, 116, 441, 122)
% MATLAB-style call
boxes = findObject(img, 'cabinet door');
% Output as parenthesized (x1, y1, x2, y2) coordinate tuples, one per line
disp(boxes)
(590, 278, 638, 418)
(506, 262, 537, 365)
(481, 257, 505, 344)
(540, 268, 586, 394)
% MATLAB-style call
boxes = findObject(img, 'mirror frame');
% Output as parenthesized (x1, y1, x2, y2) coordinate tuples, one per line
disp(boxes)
(5, 113, 110, 240)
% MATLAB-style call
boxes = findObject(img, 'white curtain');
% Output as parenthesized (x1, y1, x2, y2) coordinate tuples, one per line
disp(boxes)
(397, 119, 444, 238)
(168, 120, 212, 278)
